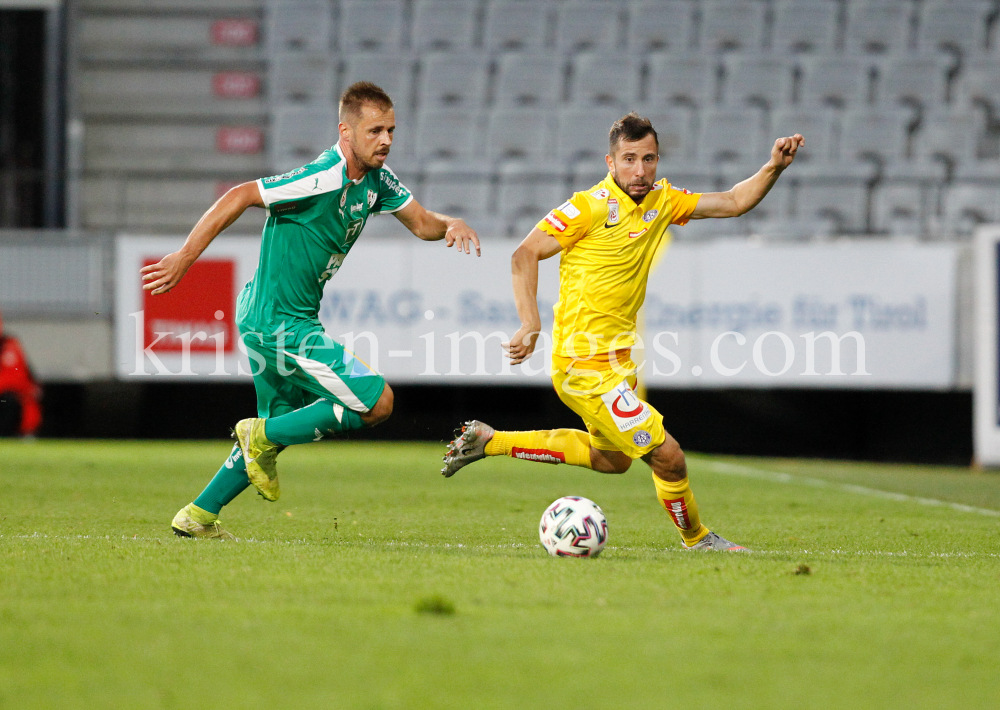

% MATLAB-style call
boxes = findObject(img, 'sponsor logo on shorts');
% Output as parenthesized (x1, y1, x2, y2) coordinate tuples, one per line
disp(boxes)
(633, 430, 652, 447)
(662, 497, 691, 529)
(591, 188, 610, 199)
(643, 209, 658, 222)
(557, 200, 581, 219)
(600, 379, 651, 432)
(512, 447, 566, 464)
(606, 198, 619, 226)
(544, 212, 568, 232)
(629, 228, 647, 238)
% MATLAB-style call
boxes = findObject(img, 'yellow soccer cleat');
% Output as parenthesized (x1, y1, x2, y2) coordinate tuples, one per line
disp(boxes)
(234, 417, 281, 501)
(171, 503, 236, 540)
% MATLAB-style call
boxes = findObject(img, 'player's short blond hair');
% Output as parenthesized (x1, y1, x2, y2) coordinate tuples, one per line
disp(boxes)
(339, 81, 394, 125)
(609, 112, 659, 155)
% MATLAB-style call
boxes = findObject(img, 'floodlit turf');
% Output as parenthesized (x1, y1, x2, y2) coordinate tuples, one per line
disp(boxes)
(2, 440, 1000, 710)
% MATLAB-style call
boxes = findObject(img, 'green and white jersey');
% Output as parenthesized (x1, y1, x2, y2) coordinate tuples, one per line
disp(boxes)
(237, 144, 412, 339)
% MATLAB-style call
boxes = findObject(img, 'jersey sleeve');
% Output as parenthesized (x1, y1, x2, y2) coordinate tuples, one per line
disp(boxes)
(371, 166, 413, 215)
(665, 183, 702, 226)
(536, 193, 592, 249)
(256, 163, 344, 208)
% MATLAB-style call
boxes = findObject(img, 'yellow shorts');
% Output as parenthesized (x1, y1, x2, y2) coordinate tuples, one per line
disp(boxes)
(551, 362, 666, 459)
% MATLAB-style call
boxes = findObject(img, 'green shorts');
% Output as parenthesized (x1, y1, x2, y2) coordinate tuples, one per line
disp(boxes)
(240, 327, 386, 419)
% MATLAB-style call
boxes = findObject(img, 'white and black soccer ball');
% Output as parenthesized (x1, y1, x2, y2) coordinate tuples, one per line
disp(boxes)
(539, 496, 608, 558)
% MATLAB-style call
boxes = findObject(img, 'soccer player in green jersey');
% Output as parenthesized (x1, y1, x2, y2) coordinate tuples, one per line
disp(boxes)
(142, 82, 480, 539)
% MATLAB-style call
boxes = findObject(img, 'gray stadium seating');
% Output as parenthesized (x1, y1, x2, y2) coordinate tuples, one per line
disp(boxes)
(421, 161, 493, 217)
(555, 107, 627, 164)
(770, 108, 836, 164)
(496, 164, 567, 219)
(872, 183, 929, 237)
(339, 0, 405, 52)
(877, 55, 951, 111)
(571, 54, 640, 106)
(494, 53, 566, 107)
(917, 2, 994, 57)
(417, 53, 491, 109)
(845, 1, 913, 55)
(268, 53, 336, 107)
(411, 0, 478, 52)
(699, 0, 767, 53)
(266, 1, 332, 55)
(486, 109, 554, 162)
(647, 55, 717, 108)
(800, 56, 875, 108)
(795, 180, 871, 234)
(341, 54, 416, 114)
(271, 106, 338, 173)
(722, 56, 795, 110)
(483, 1, 549, 52)
(840, 108, 913, 165)
(696, 109, 765, 166)
(555, 1, 623, 53)
(626, 1, 695, 53)
(414, 110, 483, 162)
(771, 1, 839, 55)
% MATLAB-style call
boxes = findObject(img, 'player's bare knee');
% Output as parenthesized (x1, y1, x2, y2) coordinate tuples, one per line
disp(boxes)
(646, 440, 687, 482)
(590, 447, 632, 474)
(362, 385, 393, 427)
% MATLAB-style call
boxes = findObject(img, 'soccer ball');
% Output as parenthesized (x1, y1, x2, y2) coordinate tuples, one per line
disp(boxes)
(538, 496, 608, 558)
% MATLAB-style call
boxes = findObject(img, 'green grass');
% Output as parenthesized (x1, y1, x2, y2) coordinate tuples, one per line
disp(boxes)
(2, 440, 1000, 710)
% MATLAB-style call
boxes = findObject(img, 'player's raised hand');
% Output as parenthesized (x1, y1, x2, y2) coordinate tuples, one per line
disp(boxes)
(769, 134, 804, 170)
(502, 324, 540, 365)
(445, 219, 481, 256)
(141, 251, 194, 295)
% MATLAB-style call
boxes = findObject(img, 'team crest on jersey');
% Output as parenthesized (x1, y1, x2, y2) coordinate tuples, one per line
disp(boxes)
(607, 198, 619, 225)
(600, 379, 651, 432)
(643, 209, 659, 222)
(339, 190, 348, 208)
(367, 189, 377, 208)
(591, 188, 610, 200)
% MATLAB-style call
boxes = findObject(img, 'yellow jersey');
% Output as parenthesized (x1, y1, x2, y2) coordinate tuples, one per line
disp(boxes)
(536, 173, 701, 372)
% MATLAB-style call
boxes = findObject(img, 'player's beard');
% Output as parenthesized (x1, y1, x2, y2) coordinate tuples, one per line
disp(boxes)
(611, 172, 653, 202)
(357, 149, 389, 173)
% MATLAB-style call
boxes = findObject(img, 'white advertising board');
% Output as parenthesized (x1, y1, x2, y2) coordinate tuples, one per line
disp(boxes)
(116, 233, 958, 389)
(973, 226, 1000, 466)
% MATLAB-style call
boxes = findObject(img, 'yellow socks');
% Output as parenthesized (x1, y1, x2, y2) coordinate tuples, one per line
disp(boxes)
(485, 429, 593, 469)
(651, 473, 710, 545)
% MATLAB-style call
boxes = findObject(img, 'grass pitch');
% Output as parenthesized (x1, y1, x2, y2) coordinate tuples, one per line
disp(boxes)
(2, 440, 999, 710)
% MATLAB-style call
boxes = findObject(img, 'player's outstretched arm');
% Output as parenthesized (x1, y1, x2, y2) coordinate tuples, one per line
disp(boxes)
(394, 199, 481, 256)
(141, 181, 264, 295)
(503, 228, 562, 365)
(690, 134, 805, 220)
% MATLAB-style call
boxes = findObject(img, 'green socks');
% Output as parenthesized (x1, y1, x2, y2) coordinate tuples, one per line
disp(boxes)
(193, 444, 251, 515)
(264, 398, 365, 445)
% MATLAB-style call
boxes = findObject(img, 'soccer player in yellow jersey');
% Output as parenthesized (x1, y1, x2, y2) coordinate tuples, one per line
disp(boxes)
(441, 112, 804, 551)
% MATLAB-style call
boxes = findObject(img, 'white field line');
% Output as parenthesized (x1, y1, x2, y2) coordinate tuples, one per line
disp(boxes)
(3, 533, 1000, 559)
(698, 459, 1000, 519)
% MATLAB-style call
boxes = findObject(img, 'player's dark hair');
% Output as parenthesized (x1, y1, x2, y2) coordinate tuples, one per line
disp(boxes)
(609, 112, 659, 154)
(339, 81, 394, 124)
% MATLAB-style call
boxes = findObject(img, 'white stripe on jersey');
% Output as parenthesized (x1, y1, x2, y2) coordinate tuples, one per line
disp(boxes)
(256, 159, 346, 207)
(371, 193, 413, 215)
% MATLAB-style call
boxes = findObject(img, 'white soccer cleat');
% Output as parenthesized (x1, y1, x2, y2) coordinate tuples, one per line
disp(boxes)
(441, 420, 495, 477)
(684, 531, 748, 552)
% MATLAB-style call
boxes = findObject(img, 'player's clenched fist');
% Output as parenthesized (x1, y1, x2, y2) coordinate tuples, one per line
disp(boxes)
(769, 134, 805, 170)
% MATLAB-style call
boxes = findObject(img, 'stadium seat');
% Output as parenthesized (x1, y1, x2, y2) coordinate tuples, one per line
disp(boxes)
(414, 110, 483, 162)
(647, 55, 717, 108)
(411, 0, 478, 52)
(271, 106, 338, 173)
(626, 1, 695, 53)
(555, 107, 627, 164)
(421, 161, 493, 217)
(839, 109, 912, 165)
(771, 1, 839, 54)
(770, 108, 836, 164)
(494, 53, 566, 107)
(555, 1, 623, 53)
(486, 109, 554, 162)
(845, 1, 913, 55)
(266, 1, 332, 54)
(872, 182, 927, 237)
(115, 179, 264, 233)
(914, 110, 982, 167)
(483, 1, 549, 52)
(496, 164, 567, 219)
(84, 123, 268, 173)
(940, 183, 1000, 235)
(340, 0, 405, 52)
(699, 0, 767, 53)
(800, 56, 874, 108)
(917, 2, 993, 57)
(877, 54, 950, 111)
(721, 56, 795, 109)
(696, 109, 764, 165)
(638, 107, 694, 161)
(571, 54, 640, 106)
(795, 179, 870, 233)
(954, 59, 1000, 113)
(268, 54, 336, 106)
(417, 53, 490, 109)
(341, 54, 416, 113)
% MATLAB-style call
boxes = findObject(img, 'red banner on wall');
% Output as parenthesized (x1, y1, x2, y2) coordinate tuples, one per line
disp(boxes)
(142, 259, 236, 353)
